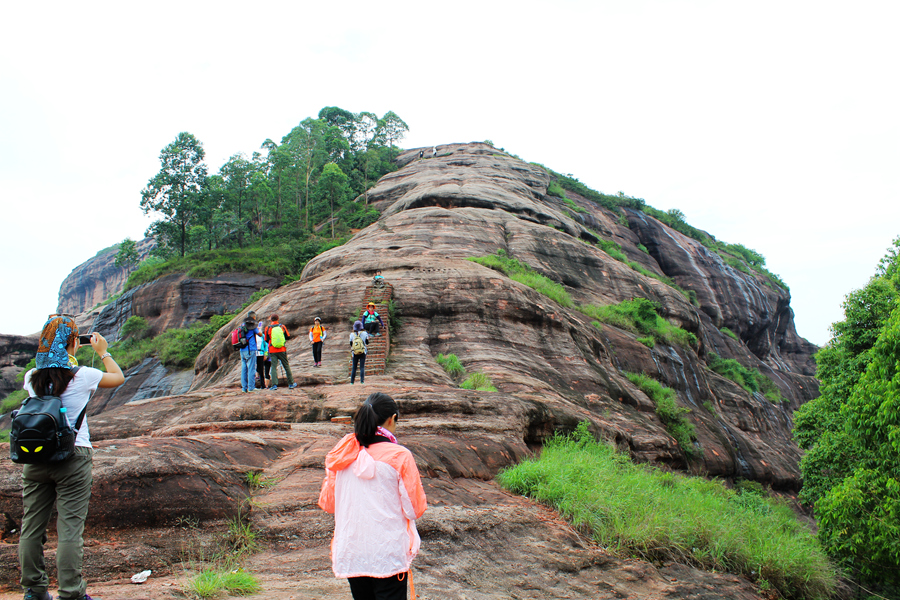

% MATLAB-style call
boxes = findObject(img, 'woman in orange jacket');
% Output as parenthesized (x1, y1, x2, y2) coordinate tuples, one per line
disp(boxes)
(319, 392, 427, 600)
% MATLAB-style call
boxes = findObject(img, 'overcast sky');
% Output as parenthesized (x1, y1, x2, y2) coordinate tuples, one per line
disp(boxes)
(1, 1, 898, 346)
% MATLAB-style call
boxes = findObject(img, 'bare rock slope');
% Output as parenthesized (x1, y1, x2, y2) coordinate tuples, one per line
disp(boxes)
(0, 143, 819, 599)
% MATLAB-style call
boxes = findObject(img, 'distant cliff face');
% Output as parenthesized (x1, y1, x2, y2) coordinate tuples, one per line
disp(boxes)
(0, 334, 38, 399)
(0, 143, 820, 597)
(56, 237, 156, 315)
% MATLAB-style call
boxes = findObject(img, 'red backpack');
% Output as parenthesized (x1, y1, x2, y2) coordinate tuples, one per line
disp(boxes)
(231, 325, 248, 350)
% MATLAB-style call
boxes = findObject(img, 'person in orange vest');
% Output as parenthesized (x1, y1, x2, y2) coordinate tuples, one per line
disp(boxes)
(265, 314, 297, 389)
(309, 317, 327, 367)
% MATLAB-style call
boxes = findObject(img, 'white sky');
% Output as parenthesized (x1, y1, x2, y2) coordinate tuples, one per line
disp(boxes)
(1, 0, 897, 346)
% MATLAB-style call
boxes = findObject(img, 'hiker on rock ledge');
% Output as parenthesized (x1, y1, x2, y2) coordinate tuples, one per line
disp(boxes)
(359, 302, 385, 337)
(349, 320, 369, 385)
(265, 314, 297, 389)
(319, 392, 427, 600)
(309, 316, 327, 368)
(18, 314, 125, 600)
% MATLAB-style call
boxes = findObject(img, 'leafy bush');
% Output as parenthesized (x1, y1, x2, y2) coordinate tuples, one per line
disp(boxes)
(120, 315, 150, 340)
(461, 371, 498, 392)
(497, 422, 837, 600)
(547, 180, 566, 199)
(387, 299, 402, 339)
(624, 372, 695, 455)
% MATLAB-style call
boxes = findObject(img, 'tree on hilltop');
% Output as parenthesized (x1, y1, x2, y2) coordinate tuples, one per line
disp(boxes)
(140, 132, 209, 257)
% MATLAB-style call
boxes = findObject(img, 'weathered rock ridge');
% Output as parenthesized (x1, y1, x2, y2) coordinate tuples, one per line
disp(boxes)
(0, 335, 38, 400)
(0, 143, 819, 598)
(56, 237, 156, 315)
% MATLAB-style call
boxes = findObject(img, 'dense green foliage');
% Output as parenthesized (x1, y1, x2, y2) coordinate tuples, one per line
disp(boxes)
(73, 314, 236, 372)
(137, 107, 405, 273)
(624, 372, 695, 455)
(498, 422, 836, 600)
(707, 353, 783, 403)
(124, 237, 346, 291)
(794, 237, 900, 592)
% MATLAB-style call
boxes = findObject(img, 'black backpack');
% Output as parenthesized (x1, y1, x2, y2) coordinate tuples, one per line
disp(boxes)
(9, 370, 88, 464)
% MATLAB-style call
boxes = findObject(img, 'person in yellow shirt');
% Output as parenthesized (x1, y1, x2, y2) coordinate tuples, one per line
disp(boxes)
(309, 317, 327, 367)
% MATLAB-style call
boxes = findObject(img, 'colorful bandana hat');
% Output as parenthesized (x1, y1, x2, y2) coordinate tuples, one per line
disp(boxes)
(35, 315, 78, 370)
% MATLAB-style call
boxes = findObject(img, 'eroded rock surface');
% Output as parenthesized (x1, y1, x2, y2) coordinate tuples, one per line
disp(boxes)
(0, 143, 817, 598)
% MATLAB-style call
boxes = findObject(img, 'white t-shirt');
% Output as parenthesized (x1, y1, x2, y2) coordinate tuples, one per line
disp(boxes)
(24, 367, 104, 448)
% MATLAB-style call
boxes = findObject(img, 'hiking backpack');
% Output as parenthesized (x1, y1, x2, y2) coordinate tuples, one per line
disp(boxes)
(231, 324, 249, 350)
(9, 370, 87, 464)
(270, 324, 286, 349)
(351, 332, 366, 355)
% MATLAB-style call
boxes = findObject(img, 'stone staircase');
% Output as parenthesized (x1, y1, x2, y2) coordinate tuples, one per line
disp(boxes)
(350, 282, 393, 377)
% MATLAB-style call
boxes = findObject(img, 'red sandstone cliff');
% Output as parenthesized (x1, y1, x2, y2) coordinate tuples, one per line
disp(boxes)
(0, 143, 818, 599)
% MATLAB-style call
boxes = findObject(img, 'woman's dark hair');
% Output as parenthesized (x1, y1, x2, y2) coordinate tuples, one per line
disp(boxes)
(29, 368, 75, 397)
(353, 392, 398, 447)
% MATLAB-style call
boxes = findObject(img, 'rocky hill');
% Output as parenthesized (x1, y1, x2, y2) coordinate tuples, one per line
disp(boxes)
(0, 143, 819, 599)
(56, 237, 157, 316)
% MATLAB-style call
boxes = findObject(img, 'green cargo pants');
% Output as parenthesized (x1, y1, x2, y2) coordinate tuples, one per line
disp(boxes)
(19, 446, 93, 599)
(270, 351, 294, 386)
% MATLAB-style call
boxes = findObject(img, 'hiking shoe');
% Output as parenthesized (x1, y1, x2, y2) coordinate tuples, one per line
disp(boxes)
(288, 383, 298, 389)
(24, 590, 52, 600)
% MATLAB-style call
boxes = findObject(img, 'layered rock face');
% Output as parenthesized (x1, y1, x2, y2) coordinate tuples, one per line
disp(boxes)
(0, 334, 38, 399)
(0, 143, 818, 598)
(56, 237, 156, 315)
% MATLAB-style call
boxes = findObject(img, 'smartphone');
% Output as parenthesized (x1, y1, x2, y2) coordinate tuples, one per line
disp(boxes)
(78, 334, 93, 345)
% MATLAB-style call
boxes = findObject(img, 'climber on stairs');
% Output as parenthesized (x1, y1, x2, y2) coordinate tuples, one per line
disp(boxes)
(359, 302, 385, 337)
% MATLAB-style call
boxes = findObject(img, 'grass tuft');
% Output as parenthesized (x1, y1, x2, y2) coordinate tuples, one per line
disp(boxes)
(580, 299, 697, 349)
(624, 372, 696, 456)
(189, 567, 261, 598)
(436, 353, 466, 380)
(460, 371, 498, 392)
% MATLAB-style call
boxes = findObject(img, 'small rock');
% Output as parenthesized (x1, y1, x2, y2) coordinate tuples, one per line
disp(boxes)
(131, 569, 152, 584)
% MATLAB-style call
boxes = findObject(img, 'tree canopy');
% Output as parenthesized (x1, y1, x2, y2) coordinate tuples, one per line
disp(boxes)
(138, 109, 407, 261)
(794, 236, 900, 592)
